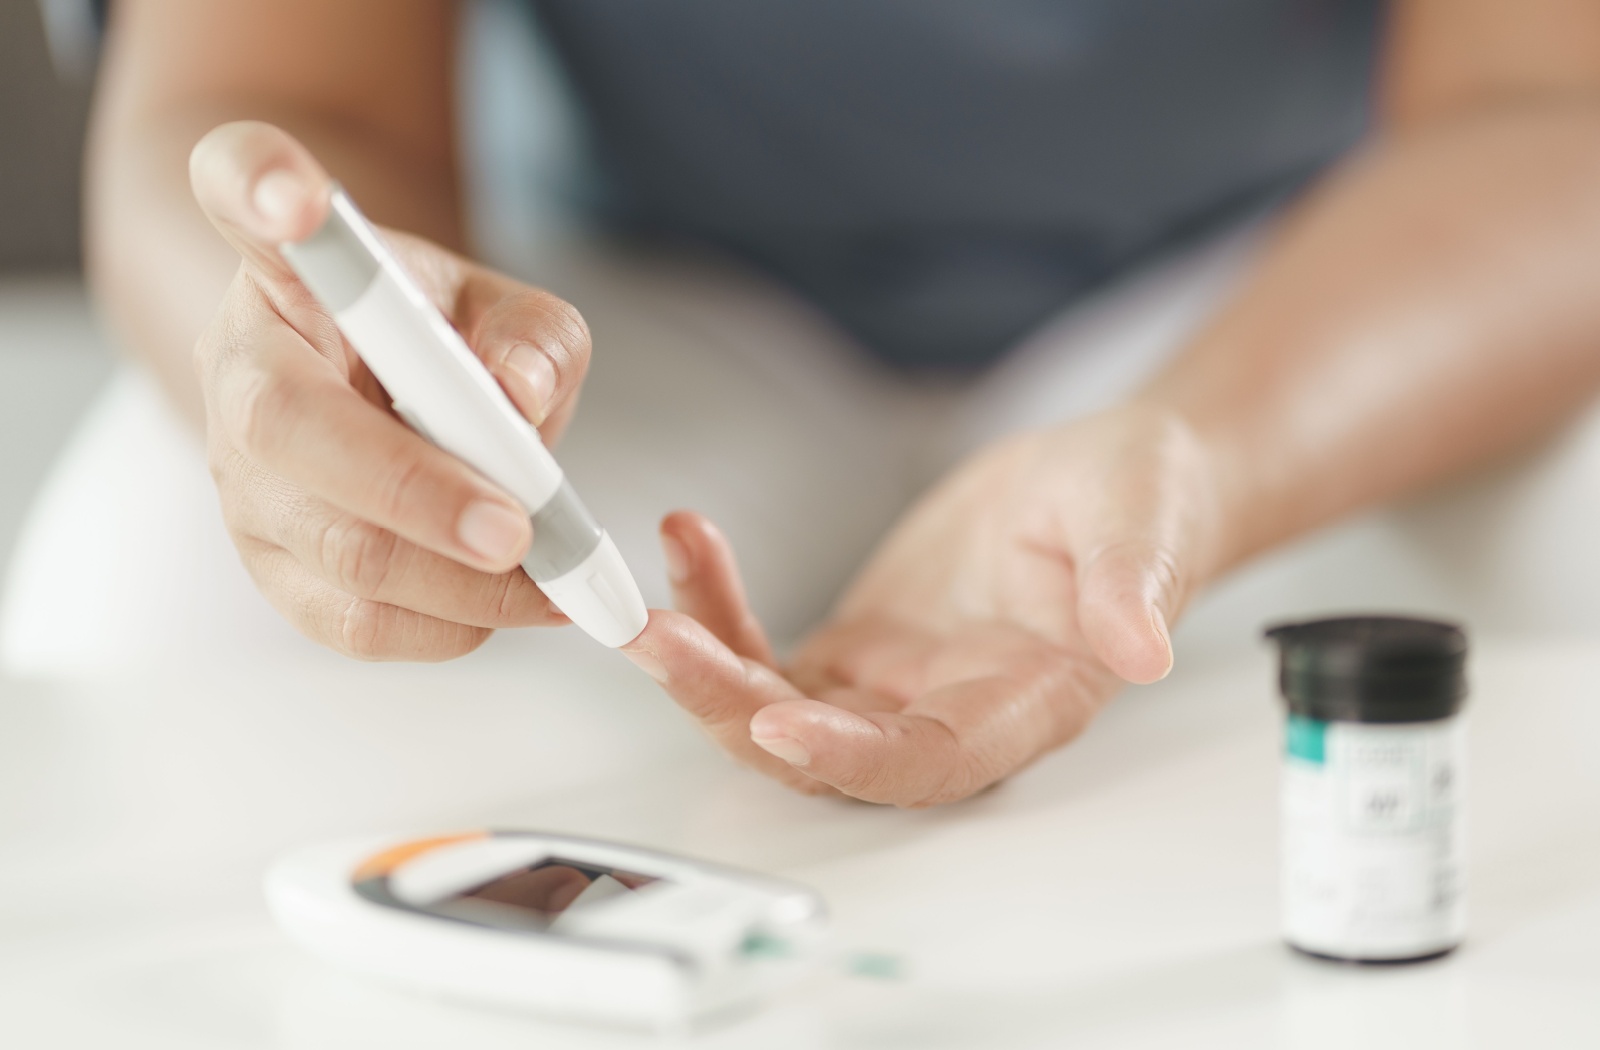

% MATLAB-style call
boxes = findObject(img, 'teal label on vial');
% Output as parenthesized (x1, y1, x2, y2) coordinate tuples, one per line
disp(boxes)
(1286, 714, 1327, 764)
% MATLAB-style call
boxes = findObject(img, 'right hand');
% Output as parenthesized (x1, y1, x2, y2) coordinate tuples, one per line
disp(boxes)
(189, 122, 592, 660)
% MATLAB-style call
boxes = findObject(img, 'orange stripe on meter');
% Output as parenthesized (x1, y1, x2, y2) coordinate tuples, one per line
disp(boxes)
(351, 831, 488, 882)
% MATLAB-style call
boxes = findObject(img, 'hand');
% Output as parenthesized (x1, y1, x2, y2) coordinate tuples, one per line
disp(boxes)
(624, 406, 1223, 805)
(189, 122, 592, 660)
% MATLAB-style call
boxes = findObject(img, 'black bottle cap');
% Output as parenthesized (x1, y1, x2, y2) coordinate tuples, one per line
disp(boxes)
(1265, 615, 1467, 724)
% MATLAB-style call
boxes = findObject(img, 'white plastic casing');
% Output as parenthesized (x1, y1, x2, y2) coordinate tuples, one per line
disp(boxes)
(282, 191, 647, 648)
(535, 533, 650, 648)
(1282, 718, 1466, 960)
(337, 272, 647, 648)
(335, 270, 565, 514)
(265, 832, 829, 1031)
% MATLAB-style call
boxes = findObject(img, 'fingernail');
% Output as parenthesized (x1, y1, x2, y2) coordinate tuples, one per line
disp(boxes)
(458, 500, 528, 564)
(624, 648, 668, 683)
(1150, 608, 1174, 679)
(502, 343, 558, 425)
(752, 735, 811, 767)
(252, 169, 304, 228)
(661, 533, 691, 585)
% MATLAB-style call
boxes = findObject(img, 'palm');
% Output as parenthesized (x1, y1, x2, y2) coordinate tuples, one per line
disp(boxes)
(628, 412, 1202, 806)
(782, 439, 1120, 803)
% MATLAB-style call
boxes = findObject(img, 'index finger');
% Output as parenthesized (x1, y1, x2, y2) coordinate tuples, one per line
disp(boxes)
(622, 611, 836, 795)
(204, 289, 532, 573)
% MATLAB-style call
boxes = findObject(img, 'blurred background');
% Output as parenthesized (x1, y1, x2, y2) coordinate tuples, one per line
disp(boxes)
(6, 0, 1600, 655)
(0, 7, 1596, 1045)
(0, 0, 89, 272)
(0, 1, 112, 576)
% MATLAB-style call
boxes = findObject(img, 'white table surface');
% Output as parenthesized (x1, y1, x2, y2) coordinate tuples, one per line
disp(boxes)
(1, 631, 1597, 1049)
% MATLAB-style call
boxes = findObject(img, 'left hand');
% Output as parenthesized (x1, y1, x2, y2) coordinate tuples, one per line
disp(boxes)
(623, 405, 1224, 805)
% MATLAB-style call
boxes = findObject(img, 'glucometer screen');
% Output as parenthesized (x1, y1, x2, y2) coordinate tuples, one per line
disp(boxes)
(431, 857, 663, 930)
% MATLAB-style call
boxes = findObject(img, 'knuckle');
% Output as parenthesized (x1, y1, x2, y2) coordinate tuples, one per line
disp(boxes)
(908, 722, 973, 808)
(194, 299, 249, 399)
(1145, 543, 1185, 613)
(831, 749, 895, 799)
(233, 537, 280, 590)
(917, 774, 1002, 809)
(1037, 658, 1105, 749)
(214, 487, 254, 540)
(491, 570, 520, 625)
(440, 625, 493, 660)
(335, 596, 488, 662)
(370, 452, 432, 525)
(913, 771, 978, 809)
(785, 774, 836, 798)
(192, 329, 216, 385)
(196, 272, 261, 380)
(205, 436, 236, 488)
(1091, 538, 1184, 606)
(207, 447, 266, 536)
(232, 368, 298, 463)
(322, 515, 400, 598)
(544, 297, 592, 363)
(488, 569, 537, 627)
(335, 597, 400, 661)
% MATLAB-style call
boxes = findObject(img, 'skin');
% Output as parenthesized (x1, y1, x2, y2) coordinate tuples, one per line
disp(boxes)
(187, 126, 587, 658)
(88, 1, 1600, 803)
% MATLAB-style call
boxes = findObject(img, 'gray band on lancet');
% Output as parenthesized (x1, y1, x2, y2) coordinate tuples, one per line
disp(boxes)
(280, 192, 381, 313)
(523, 480, 604, 582)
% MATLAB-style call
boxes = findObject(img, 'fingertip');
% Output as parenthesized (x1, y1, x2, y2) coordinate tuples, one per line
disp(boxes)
(188, 123, 233, 194)
(455, 498, 532, 571)
(658, 512, 708, 583)
(493, 342, 558, 426)
(663, 509, 730, 548)
(751, 734, 811, 767)
(190, 121, 330, 244)
(1077, 544, 1180, 685)
(1148, 607, 1175, 682)
(659, 510, 739, 589)
(472, 293, 590, 432)
(625, 607, 690, 651)
(656, 509, 774, 664)
(618, 609, 669, 680)
(660, 510, 700, 534)
(622, 646, 669, 683)
(658, 511, 696, 542)
(660, 529, 691, 585)
(623, 608, 731, 670)
(1083, 600, 1173, 685)
(251, 168, 330, 243)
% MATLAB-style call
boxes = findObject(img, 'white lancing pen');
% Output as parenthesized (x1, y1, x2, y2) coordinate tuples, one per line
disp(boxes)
(280, 187, 648, 648)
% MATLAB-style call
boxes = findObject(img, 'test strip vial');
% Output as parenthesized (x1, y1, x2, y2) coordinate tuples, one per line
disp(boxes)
(1267, 616, 1467, 964)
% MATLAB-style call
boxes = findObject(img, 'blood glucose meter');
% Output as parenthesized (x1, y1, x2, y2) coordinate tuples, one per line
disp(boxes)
(265, 830, 830, 1030)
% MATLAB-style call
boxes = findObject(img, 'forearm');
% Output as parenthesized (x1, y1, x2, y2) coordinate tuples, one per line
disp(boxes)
(1139, 103, 1600, 583)
(86, 105, 461, 425)
(84, 2, 462, 424)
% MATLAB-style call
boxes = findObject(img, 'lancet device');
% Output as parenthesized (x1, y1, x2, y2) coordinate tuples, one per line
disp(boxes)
(280, 188, 647, 647)
(266, 830, 831, 1030)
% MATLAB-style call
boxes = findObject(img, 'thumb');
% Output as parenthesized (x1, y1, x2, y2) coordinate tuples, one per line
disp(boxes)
(1075, 539, 1183, 685)
(189, 121, 332, 290)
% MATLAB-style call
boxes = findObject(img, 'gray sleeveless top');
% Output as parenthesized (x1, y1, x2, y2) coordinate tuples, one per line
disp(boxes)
(530, 0, 1381, 367)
